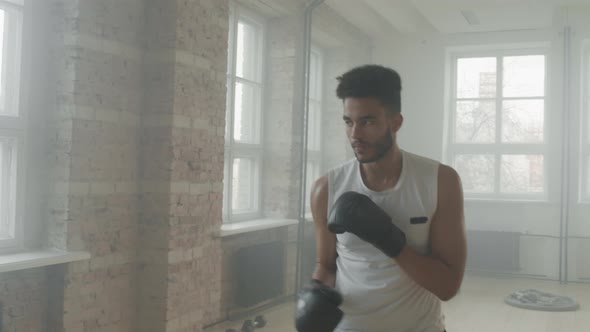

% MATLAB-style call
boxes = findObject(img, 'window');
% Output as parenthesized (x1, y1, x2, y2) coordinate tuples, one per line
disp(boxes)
(582, 41, 590, 200)
(0, 0, 24, 249)
(223, 5, 265, 222)
(305, 47, 323, 213)
(448, 51, 547, 200)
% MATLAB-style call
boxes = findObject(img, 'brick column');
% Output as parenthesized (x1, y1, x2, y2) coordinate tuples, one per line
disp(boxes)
(263, 10, 306, 219)
(138, 1, 229, 331)
(42, 0, 144, 330)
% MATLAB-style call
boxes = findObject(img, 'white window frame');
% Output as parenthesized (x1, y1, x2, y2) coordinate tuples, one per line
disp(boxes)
(0, 0, 24, 251)
(305, 46, 323, 214)
(446, 47, 549, 201)
(223, 4, 266, 223)
(580, 40, 590, 201)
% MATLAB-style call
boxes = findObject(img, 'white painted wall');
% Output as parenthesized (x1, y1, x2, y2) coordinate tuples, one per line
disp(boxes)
(371, 6, 590, 280)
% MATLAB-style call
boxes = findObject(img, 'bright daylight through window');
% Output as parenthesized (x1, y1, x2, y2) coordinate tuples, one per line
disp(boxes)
(449, 53, 546, 199)
(0, 0, 23, 248)
(223, 7, 265, 222)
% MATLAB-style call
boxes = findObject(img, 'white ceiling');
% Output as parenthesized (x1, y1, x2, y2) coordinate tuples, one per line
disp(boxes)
(326, 0, 590, 36)
(410, 0, 555, 33)
(323, 0, 396, 39)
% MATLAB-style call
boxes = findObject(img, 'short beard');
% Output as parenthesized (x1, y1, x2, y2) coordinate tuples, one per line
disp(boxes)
(355, 129, 393, 164)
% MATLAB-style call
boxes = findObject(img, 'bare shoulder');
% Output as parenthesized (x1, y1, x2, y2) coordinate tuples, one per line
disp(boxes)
(438, 164, 463, 194)
(434, 163, 464, 224)
(438, 163, 460, 181)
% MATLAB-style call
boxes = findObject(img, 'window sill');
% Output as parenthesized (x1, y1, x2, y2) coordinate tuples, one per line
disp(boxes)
(0, 249, 91, 273)
(465, 198, 549, 204)
(218, 218, 301, 237)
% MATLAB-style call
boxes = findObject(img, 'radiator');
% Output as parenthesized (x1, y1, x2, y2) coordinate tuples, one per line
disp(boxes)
(234, 241, 284, 307)
(466, 230, 520, 271)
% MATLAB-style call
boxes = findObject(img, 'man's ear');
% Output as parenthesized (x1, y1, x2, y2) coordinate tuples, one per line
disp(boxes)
(392, 113, 403, 133)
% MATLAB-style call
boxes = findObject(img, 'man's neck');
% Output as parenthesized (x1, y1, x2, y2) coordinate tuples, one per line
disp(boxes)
(360, 145, 403, 192)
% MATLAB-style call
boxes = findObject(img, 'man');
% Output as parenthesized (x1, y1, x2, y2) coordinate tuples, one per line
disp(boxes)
(295, 65, 467, 332)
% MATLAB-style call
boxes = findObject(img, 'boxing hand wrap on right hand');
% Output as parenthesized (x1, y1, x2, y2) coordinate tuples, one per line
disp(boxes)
(295, 279, 343, 332)
(327, 191, 407, 257)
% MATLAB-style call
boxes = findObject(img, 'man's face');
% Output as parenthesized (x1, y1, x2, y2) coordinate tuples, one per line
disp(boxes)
(342, 97, 402, 163)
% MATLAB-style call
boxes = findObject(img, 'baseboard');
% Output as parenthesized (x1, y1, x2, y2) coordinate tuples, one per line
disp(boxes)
(466, 268, 551, 280)
(203, 294, 296, 331)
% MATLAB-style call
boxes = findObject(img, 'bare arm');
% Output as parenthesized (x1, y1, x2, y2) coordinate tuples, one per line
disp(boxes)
(310, 175, 338, 287)
(394, 164, 467, 301)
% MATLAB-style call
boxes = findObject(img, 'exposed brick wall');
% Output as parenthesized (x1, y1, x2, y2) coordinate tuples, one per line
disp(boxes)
(137, 0, 177, 329)
(0, 2, 72, 331)
(322, 48, 363, 170)
(0, 268, 48, 332)
(0, 265, 65, 332)
(312, 4, 372, 172)
(262, 14, 305, 219)
(56, 0, 143, 329)
(138, 0, 228, 331)
(254, 0, 371, 219)
(219, 229, 289, 318)
(0, 1, 368, 332)
(215, 0, 371, 322)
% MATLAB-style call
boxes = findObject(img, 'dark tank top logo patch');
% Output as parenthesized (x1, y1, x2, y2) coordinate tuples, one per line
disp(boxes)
(410, 216, 428, 224)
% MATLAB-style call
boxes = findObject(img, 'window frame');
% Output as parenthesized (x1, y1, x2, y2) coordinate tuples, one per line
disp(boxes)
(580, 40, 590, 201)
(304, 46, 324, 214)
(446, 47, 549, 201)
(223, 4, 267, 223)
(0, 0, 23, 117)
(0, 0, 25, 251)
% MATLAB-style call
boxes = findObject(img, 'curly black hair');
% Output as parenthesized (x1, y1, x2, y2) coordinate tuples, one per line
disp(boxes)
(336, 65, 402, 113)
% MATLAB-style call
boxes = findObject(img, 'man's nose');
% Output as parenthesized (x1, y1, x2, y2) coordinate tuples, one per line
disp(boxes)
(350, 123, 362, 139)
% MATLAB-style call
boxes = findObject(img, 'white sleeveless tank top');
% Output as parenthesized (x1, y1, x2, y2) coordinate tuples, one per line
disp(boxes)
(327, 150, 445, 332)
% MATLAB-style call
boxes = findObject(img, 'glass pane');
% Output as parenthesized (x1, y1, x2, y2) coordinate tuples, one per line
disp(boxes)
(233, 82, 261, 144)
(309, 50, 321, 100)
(455, 101, 496, 143)
(236, 20, 260, 82)
(308, 101, 321, 151)
(231, 157, 257, 213)
(0, 9, 6, 115)
(224, 81, 231, 143)
(503, 55, 545, 97)
(587, 42, 590, 142)
(0, 6, 22, 118)
(457, 57, 496, 98)
(222, 153, 229, 220)
(587, 155, 590, 199)
(0, 137, 16, 240)
(502, 99, 544, 143)
(454, 154, 495, 193)
(500, 154, 544, 193)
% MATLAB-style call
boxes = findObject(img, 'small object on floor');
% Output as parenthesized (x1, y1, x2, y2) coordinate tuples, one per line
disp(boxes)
(241, 319, 255, 332)
(253, 315, 267, 328)
(504, 288, 579, 311)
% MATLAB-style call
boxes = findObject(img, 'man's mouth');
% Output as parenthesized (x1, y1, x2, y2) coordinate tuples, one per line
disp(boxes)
(352, 143, 368, 151)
